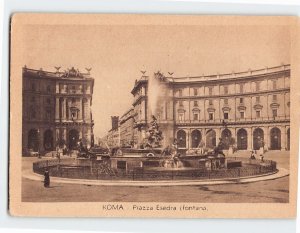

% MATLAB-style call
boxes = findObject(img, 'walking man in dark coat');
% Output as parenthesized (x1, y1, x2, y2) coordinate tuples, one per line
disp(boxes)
(44, 170, 50, 188)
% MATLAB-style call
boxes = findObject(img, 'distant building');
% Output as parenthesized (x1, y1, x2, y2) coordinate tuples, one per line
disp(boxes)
(119, 108, 134, 147)
(123, 64, 290, 151)
(105, 116, 120, 148)
(22, 66, 94, 155)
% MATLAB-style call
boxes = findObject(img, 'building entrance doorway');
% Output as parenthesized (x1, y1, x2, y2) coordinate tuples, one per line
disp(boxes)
(68, 129, 79, 150)
(270, 127, 281, 150)
(221, 129, 232, 150)
(177, 130, 186, 148)
(43, 129, 53, 151)
(237, 128, 247, 150)
(191, 130, 201, 148)
(206, 129, 216, 149)
(28, 129, 39, 152)
(253, 128, 264, 150)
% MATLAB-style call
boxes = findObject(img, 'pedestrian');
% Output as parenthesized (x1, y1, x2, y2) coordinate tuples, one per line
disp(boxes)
(250, 150, 256, 160)
(44, 170, 50, 188)
(260, 154, 264, 162)
(197, 140, 205, 155)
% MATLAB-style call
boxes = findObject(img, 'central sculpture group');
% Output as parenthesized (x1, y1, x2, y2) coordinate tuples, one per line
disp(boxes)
(84, 115, 228, 172)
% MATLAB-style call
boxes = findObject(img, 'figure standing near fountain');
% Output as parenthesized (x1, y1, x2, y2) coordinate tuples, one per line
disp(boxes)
(197, 139, 205, 155)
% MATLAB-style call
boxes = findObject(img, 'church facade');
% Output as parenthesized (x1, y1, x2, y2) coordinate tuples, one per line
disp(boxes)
(22, 66, 94, 155)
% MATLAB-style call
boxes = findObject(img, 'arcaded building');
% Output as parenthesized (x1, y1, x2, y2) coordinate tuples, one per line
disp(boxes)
(22, 66, 94, 155)
(126, 64, 290, 151)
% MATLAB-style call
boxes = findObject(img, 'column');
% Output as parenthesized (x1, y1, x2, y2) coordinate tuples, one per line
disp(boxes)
(264, 126, 269, 151)
(56, 83, 60, 94)
(249, 127, 253, 150)
(280, 126, 286, 151)
(62, 128, 67, 141)
(38, 128, 43, 152)
(82, 98, 85, 121)
(246, 127, 252, 150)
(79, 129, 83, 139)
(88, 98, 92, 121)
(67, 98, 71, 120)
(186, 129, 190, 150)
(233, 127, 237, 143)
(55, 129, 60, 145)
(65, 98, 69, 120)
(61, 98, 66, 120)
(78, 97, 82, 120)
(216, 128, 221, 146)
(55, 97, 60, 121)
(87, 128, 91, 147)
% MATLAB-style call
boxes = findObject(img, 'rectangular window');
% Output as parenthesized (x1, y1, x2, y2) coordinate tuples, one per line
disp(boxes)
(224, 85, 228, 94)
(256, 96, 260, 102)
(193, 113, 199, 121)
(224, 112, 229, 119)
(256, 82, 260, 92)
(239, 83, 244, 93)
(273, 95, 277, 101)
(194, 88, 198, 96)
(272, 109, 277, 117)
(272, 80, 277, 89)
(208, 87, 213, 96)
(179, 101, 183, 107)
(240, 98, 244, 104)
(178, 113, 185, 121)
(256, 111, 261, 118)
(240, 112, 245, 119)
(209, 99, 213, 105)
(194, 101, 198, 107)
(224, 99, 228, 105)
(209, 113, 214, 120)
(179, 89, 183, 97)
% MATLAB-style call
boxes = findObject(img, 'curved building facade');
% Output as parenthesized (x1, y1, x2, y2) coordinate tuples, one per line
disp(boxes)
(128, 64, 290, 151)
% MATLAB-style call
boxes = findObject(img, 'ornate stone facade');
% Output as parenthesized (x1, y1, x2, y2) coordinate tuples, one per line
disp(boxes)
(128, 64, 290, 151)
(22, 66, 94, 155)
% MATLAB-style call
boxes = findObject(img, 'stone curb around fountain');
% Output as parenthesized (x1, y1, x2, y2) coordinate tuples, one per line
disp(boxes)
(23, 166, 289, 187)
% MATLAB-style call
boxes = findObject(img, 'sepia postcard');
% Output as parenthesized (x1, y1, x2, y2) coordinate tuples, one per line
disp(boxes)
(9, 14, 300, 218)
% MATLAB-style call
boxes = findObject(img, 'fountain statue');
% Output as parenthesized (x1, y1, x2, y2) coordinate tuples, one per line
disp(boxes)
(144, 115, 164, 149)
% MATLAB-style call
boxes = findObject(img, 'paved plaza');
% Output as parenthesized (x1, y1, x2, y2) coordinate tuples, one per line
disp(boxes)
(22, 151, 290, 203)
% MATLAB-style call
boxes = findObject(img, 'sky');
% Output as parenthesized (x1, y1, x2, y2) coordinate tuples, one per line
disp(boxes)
(20, 23, 291, 138)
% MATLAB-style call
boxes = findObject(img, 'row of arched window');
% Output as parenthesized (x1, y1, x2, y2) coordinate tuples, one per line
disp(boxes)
(176, 127, 290, 150)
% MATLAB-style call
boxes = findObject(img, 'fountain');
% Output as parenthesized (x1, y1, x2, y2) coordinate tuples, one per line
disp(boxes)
(109, 71, 229, 173)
